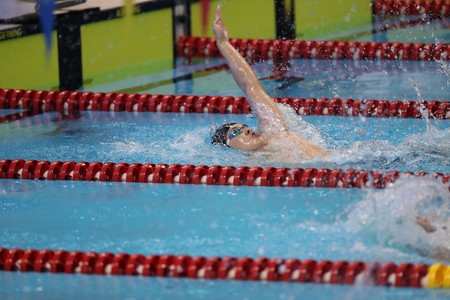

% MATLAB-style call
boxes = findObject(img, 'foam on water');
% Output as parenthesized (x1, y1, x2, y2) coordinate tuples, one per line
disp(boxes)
(344, 175, 450, 261)
(321, 123, 450, 172)
(246, 103, 449, 171)
(279, 104, 333, 148)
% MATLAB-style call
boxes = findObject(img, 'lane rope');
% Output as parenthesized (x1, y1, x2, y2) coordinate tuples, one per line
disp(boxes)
(373, 0, 450, 17)
(1, 89, 448, 119)
(177, 36, 449, 61)
(1, 247, 449, 288)
(0, 159, 448, 189)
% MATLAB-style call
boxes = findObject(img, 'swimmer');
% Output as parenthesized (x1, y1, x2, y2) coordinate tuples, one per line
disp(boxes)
(416, 215, 450, 261)
(211, 6, 330, 160)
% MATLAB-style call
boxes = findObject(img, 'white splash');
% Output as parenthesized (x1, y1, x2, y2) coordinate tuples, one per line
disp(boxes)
(278, 103, 333, 148)
(170, 127, 241, 166)
(323, 123, 450, 172)
(345, 175, 450, 261)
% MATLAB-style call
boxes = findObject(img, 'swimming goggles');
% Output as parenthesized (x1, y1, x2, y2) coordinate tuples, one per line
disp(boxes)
(226, 125, 248, 146)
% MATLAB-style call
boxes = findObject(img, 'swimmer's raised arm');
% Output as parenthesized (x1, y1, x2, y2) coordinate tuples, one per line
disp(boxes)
(213, 6, 286, 131)
(212, 5, 329, 158)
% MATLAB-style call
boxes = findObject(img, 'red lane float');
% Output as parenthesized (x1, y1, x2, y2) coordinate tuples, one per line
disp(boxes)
(1, 247, 449, 288)
(0, 159, 448, 189)
(177, 36, 449, 61)
(0, 88, 448, 119)
(373, 0, 450, 17)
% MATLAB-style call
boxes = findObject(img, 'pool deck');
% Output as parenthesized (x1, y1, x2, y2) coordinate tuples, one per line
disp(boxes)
(0, 0, 155, 29)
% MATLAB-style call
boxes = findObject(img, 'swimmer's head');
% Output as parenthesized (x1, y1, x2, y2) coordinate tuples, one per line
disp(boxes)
(212, 123, 266, 151)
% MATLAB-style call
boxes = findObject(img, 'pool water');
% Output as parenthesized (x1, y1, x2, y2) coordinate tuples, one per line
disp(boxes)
(1, 106, 449, 173)
(370, 17, 450, 44)
(1, 175, 449, 299)
(92, 58, 449, 102)
(2, 271, 449, 300)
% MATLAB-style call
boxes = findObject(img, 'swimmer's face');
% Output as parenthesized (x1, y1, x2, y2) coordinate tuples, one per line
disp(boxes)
(226, 123, 266, 151)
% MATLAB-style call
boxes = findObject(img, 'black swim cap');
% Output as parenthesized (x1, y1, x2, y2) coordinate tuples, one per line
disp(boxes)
(211, 122, 236, 147)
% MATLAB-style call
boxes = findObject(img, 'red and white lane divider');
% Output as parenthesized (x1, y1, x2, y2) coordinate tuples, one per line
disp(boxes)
(1, 89, 448, 119)
(373, 0, 450, 17)
(0, 159, 448, 189)
(177, 36, 449, 61)
(1, 247, 449, 288)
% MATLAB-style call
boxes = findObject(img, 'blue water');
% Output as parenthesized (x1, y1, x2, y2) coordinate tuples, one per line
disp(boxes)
(0, 111, 448, 173)
(370, 17, 450, 44)
(3, 272, 450, 300)
(1, 176, 449, 299)
(1, 177, 447, 263)
(0, 180, 381, 259)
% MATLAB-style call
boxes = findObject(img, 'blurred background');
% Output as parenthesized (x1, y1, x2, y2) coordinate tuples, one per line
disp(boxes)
(0, 0, 447, 91)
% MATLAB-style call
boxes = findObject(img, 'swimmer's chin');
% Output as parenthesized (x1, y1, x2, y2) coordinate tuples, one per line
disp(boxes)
(228, 137, 267, 152)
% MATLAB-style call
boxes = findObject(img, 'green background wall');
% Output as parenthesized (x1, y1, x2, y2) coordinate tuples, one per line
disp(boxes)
(0, 0, 372, 91)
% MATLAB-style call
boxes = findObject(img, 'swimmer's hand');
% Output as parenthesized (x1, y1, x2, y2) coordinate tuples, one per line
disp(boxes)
(213, 5, 230, 43)
(416, 215, 437, 233)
